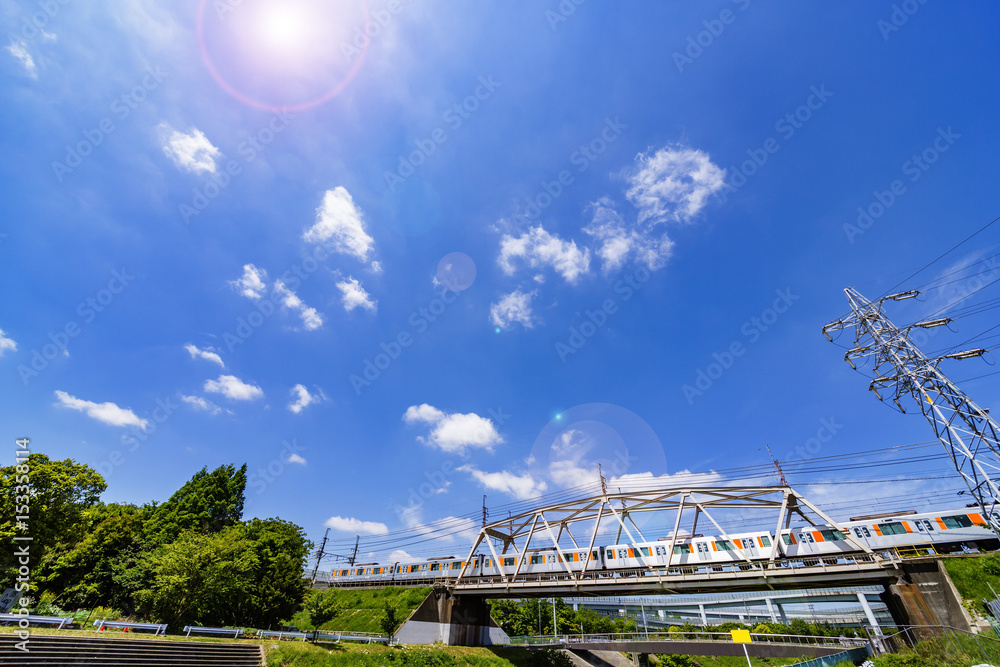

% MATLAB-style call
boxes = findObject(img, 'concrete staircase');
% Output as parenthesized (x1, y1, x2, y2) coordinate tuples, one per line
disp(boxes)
(0, 634, 263, 666)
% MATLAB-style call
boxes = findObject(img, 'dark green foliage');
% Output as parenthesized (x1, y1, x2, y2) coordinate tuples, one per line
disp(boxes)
(656, 655, 695, 667)
(979, 552, 1000, 576)
(381, 600, 400, 636)
(144, 463, 247, 544)
(2, 460, 310, 631)
(0, 454, 106, 582)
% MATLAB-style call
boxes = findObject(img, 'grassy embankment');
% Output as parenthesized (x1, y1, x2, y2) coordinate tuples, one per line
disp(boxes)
(287, 586, 432, 634)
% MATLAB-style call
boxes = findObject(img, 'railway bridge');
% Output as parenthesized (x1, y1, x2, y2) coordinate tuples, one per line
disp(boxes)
(315, 486, 975, 646)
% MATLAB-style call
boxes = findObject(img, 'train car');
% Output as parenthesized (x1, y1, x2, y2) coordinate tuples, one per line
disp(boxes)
(842, 508, 998, 553)
(605, 530, 775, 569)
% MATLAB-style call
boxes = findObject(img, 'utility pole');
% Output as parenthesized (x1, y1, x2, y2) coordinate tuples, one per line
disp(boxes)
(824, 287, 1000, 537)
(310, 528, 330, 584)
(349, 535, 359, 566)
(765, 444, 788, 487)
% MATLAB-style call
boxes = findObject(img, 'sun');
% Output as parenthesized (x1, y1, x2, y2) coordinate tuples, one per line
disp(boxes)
(256, 4, 311, 54)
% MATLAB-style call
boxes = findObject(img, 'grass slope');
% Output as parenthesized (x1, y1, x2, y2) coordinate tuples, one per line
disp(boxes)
(287, 587, 432, 634)
(652, 656, 816, 666)
(266, 642, 556, 666)
(941, 555, 1000, 606)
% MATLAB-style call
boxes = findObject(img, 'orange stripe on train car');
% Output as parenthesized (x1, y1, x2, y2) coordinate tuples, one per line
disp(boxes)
(812, 531, 824, 543)
(712, 542, 718, 551)
(936, 518, 947, 530)
(757, 536, 764, 547)
(628, 548, 635, 558)
(970, 513, 986, 526)
(873, 525, 883, 536)
(903, 522, 913, 533)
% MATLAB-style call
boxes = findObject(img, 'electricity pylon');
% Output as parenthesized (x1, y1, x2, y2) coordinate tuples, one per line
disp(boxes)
(823, 287, 1000, 537)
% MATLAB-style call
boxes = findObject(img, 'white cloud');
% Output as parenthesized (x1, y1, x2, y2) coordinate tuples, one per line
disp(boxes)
(548, 429, 600, 488)
(184, 344, 224, 368)
(325, 515, 389, 535)
(230, 264, 268, 299)
(288, 384, 323, 414)
(336, 276, 377, 312)
(54, 390, 149, 430)
(371, 260, 383, 274)
(0, 328, 16, 356)
(179, 394, 230, 416)
(490, 290, 535, 330)
(626, 144, 725, 224)
(389, 549, 416, 562)
(203, 374, 264, 401)
(583, 197, 674, 273)
(609, 470, 725, 492)
(458, 465, 548, 500)
(159, 124, 221, 174)
(403, 404, 503, 455)
(287, 453, 307, 465)
(6, 40, 36, 78)
(303, 187, 375, 262)
(499, 226, 590, 283)
(273, 280, 324, 330)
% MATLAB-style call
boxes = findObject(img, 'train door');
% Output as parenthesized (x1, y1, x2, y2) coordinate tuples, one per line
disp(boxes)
(740, 537, 758, 558)
(696, 541, 711, 561)
(850, 525, 873, 549)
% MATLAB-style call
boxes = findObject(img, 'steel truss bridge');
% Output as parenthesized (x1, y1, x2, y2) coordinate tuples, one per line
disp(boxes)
(318, 486, 902, 596)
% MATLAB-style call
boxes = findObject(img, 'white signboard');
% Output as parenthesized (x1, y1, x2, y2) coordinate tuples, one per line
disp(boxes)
(0, 588, 22, 613)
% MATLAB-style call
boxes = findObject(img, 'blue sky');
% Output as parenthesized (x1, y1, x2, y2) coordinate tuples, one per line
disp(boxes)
(3, 1, 1000, 563)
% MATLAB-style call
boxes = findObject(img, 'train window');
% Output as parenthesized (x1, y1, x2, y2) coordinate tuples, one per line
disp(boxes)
(782, 534, 794, 545)
(606, 551, 615, 560)
(619, 549, 628, 559)
(923, 520, 934, 531)
(530, 555, 545, 564)
(862, 526, 871, 537)
(673, 544, 692, 554)
(451, 562, 462, 570)
(760, 536, 771, 547)
(821, 530, 846, 541)
(640, 547, 651, 557)
(502, 557, 516, 566)
(942, 515, 974, 529)
(716, 540, 734, 551)
(592, 551, 599, 560)
(655, 546, 667, 556)
(878, 522, 908, 536)
(800, 533, 813, 543)
(915, 521, 924, 532)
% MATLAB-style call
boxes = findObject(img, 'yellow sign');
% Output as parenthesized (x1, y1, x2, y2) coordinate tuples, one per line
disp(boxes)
(731, 629, 752, 644)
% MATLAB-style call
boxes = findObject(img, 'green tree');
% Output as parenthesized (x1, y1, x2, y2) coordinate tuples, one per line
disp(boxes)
(144, 463, 247, 544)
(39, 503, 149, 612)
(380, 600, 399, 636)
(304, 590, 342, 638)
(0, 454, 106, 583)
(135, 518, 309, 628)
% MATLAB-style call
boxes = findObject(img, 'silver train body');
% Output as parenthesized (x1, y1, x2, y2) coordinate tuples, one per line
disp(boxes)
(328, 508, 998, 585)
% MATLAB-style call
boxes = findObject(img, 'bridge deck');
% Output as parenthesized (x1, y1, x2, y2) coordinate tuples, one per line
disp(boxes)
(320, 554, 898, 596)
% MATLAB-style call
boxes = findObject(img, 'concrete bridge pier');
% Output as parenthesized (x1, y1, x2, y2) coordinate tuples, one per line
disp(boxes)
(394, 587, 509, 646)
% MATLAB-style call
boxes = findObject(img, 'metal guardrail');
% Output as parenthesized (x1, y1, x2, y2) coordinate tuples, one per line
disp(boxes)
(508, 631, 870, 648)
(311, 630, 395, 645)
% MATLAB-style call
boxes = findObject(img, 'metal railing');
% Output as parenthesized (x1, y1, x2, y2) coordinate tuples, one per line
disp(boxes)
(508, 631, 870, 648)
(865, 624, 1000, 662)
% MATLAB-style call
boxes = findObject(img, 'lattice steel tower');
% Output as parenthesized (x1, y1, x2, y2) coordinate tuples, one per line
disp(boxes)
(823, 287, 1000, 537)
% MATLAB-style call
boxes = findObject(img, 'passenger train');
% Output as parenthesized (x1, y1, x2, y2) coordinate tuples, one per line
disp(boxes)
(325, 507, 999, 585)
